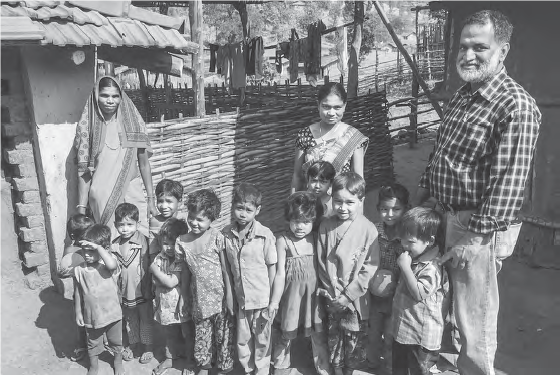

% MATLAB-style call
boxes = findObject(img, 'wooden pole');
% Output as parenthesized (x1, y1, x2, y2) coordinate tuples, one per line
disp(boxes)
(347, 1, 364, 99)
(234, 1, 249, 107)
(375, 47, 379, 92)
(137, 69, 149, 120)
(409, 55, 419, 148)
(189, 0, 205, 116)
(373, 1, 443, 119)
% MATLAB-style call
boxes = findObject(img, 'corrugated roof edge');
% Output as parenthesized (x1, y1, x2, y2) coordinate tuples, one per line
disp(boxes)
(66, 1, 183, 30)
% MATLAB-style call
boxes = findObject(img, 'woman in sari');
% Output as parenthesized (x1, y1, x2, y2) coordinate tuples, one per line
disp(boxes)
(291, 82, 369, 194)
(75, 76, 157, 239)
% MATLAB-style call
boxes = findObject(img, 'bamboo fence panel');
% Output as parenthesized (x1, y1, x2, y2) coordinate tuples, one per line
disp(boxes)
(147, 112, 238, 230)
(146, 91, 392, 233)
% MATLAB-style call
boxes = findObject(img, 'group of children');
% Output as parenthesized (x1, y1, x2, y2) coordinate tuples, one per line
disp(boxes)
(60, 159, 449, 375)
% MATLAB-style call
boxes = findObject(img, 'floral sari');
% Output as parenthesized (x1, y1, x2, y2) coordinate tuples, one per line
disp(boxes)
(300, 122, 368, 178)
(74, 76, 152, 238)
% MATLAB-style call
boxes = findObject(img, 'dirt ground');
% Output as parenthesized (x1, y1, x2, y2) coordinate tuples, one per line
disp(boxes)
(2, 139, 559, 375)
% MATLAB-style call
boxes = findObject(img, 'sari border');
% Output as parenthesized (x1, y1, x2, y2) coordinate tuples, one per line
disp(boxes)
(99, 147, 136, 225)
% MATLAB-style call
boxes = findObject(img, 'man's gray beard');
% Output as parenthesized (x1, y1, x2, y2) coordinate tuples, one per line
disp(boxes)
(457, 51, 501, 83)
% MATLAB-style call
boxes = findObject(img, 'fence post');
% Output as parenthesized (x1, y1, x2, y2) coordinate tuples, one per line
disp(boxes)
(375, 47, 379, 92)
(409, 54, 419, 148)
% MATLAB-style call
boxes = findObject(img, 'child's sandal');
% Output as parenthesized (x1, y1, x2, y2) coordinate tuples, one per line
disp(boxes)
(70, 347, 87, 362)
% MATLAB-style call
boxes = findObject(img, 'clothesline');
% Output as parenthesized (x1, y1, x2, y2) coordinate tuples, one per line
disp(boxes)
(204, 18, 363, 52)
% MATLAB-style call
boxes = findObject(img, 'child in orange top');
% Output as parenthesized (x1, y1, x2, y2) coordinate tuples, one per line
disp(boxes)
(316, 172, 380, 375)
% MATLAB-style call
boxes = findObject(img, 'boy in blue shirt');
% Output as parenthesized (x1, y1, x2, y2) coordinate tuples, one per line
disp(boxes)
(222, 183, 278, 375)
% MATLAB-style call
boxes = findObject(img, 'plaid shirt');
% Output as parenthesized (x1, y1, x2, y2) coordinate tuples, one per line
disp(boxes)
(375, 222, 402, 275)
(392, 252, 449, 351)
(419, 69, 541, 234)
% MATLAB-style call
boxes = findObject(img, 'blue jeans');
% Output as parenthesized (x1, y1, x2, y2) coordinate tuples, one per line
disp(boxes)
(444, 210, 521, 375)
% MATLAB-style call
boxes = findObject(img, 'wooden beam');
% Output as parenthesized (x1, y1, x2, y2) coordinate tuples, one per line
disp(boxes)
(98, 47, 184, 77)
(347, 1, 364, 99)
(373, 1, 444, 119)
(189, 0, 205, 116)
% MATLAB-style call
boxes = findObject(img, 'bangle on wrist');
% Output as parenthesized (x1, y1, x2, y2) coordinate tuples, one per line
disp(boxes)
(76, 204, 87, 209)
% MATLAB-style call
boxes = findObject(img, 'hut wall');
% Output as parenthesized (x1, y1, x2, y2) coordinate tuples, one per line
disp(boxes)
(19, 45, 95, 291)
(1, 46, 50, 287)
(440, 1, 560, 265)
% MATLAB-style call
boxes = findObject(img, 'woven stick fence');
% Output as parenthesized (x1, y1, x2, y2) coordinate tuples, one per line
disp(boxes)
(146, 91, 391, 233)
(127, 76, 340, 122)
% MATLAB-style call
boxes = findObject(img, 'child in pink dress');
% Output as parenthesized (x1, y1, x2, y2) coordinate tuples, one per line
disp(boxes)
(176, 189, 235, 375)
(271, 192, 331, 375)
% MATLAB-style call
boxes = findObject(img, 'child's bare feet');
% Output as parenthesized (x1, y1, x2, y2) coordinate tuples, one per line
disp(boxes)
(87, 355, 99, 375)
(114, 352, 125, 375)
(140, 344, 154, 364)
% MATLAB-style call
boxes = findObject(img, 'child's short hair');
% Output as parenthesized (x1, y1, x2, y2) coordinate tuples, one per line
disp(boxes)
(67, 214, 94, 240)
(186, 189, 222, 221)
(114, 203, 139, 222)
(397, 207, 443, 244)
(284, 191, 323, 222)
(155, 179, 183, 201)
(332, 172, 366, 200)
(159, 218, 188, 242)
(378, 183, 410, 207)
(81, 224, 112, 249)
(307, 161, 336, 182)
(232, 182, 262, 208)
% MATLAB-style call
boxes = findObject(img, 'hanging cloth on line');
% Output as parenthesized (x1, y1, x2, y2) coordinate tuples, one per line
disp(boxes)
(335, 26, 348, 76)
(246, 36, 264, 79)
(305, 20, 326, 76)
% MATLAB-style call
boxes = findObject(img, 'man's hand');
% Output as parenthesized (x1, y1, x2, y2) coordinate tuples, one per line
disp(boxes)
(438, 246, 477, 269)
(76, 314, 85, 327)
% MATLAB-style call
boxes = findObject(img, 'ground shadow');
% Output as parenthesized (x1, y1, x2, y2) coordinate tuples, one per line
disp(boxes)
(35, 286, 86, 368)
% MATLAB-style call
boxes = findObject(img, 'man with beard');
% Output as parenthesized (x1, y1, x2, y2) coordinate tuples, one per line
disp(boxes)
(413, 10, 541, 375)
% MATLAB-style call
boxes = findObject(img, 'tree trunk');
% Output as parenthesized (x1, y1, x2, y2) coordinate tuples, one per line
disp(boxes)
(347, 1, 364, 99)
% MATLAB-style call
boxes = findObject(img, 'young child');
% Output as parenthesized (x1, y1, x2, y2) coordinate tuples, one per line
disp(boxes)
(271, 192, 330, 375)
(112, 203, 154, 364)
(316, 172, 380, 375)
(222, 183, 277, 375)
(59, 214, 94, 362)
(367, 183, 409, 370)
(392, 207, 449, 375)
(176, 189, 235, 375)
(150, 218, 192, 375)
(150, 179, 184, 262)
(73, 224, 123, 375)
(306, 161, 336, 218)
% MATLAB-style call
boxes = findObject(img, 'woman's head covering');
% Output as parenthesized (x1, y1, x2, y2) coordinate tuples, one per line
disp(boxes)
(74, 76, 152, 175)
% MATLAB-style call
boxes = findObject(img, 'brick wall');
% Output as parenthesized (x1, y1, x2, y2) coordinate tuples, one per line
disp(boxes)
(1, 47, 49, 288)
